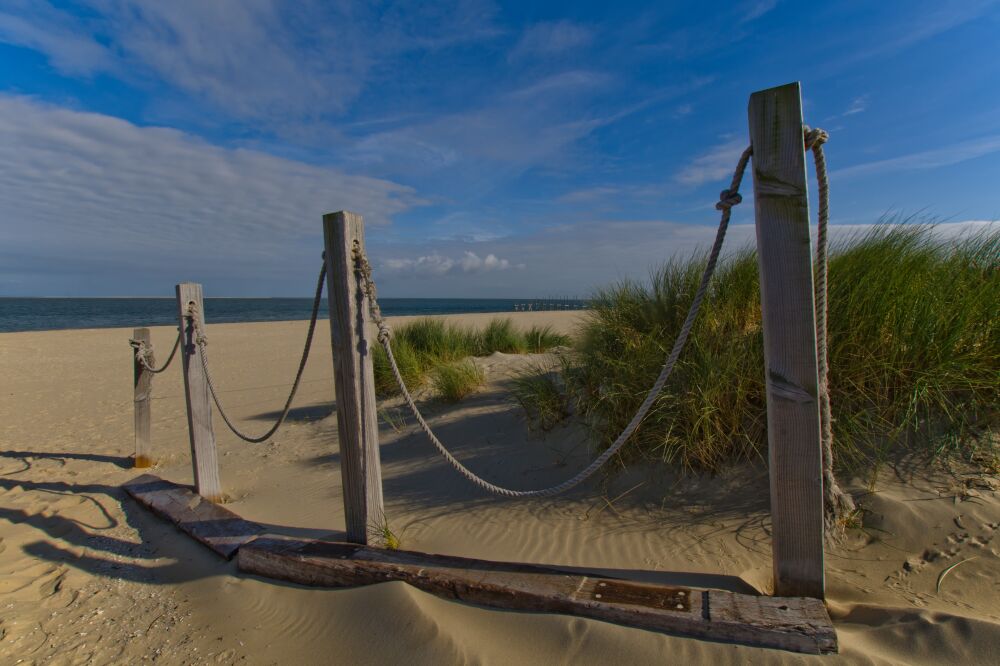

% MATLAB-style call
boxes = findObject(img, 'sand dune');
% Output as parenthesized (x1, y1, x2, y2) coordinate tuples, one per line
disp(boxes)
(1, 311, 998, 664)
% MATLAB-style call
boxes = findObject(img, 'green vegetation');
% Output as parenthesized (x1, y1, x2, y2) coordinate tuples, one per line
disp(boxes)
(369, 511, 401, 550)
(372, 317, 571, 399)
(557, 224, 998, 473)
(431, 359, 487, 403)
(512, 360, 572, 431)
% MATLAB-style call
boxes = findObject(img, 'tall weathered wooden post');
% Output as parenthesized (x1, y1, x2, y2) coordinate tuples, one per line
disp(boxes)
(176, 282, 223, 502)
(323, 211, 385, 544)
(748, 82, 826, 599)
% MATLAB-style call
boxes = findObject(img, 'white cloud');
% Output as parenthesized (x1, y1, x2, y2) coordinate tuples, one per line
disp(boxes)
(0, 3, 113, 75)
(384, 254, 455, 276)
(461, 251, 511, 272)
(832, 134, 1000, 179)
(676, 139, 748, 186)
(674, 103, 693, 117)
(741, 0, 779, 22)
(0, 0, 501, 122)
(382, 251, 517, 277)
(508, 20, 593, 62)
(0, 95, 422, 293)
(351, 71, 612, 171)
(843, 95, 868, 116)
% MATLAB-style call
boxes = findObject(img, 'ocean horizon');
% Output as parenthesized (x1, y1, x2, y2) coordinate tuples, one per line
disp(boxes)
(0, 297, 589, 333)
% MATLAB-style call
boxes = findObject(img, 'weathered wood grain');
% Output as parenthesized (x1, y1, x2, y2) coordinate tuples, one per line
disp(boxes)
(123, 474, 263, 558)
(748, 82, 826, 599)
(132, 327, 153, 468)
(323, 211, 385, 544)
(238, 535, 837, 655)
(176, 283, 223, 502)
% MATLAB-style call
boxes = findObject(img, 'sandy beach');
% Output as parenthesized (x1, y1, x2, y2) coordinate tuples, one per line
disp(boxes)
(1, 310, 998, 665)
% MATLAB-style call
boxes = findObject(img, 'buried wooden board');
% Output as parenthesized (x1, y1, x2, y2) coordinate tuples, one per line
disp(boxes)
(123, 474, 263, 559)
(238, 535, 837, 655)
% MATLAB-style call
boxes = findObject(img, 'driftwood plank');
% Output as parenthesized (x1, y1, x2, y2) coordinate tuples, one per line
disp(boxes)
(238, 535, 837, 655)
(123, 474, 263, 558)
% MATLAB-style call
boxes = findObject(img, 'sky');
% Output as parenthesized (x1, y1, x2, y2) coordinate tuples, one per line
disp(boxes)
(0, 0, 998, 297)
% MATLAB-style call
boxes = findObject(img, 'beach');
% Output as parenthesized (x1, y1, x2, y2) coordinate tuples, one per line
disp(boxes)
(1, 310, 998, 665)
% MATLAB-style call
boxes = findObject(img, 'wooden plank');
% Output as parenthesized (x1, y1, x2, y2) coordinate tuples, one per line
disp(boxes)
(123, 474, 263, 558)
(176, 283, 223, 502)
(238, 535, 837, 655)
(132, 327, 154, 468)
(748, 82, 826, 599)
(323, 211, 384, 544)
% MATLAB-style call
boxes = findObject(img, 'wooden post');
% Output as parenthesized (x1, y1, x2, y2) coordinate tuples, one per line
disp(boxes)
(748, 82, 825, 599)
(323, 211, 385, 544)
(132, 327, 154, 468)
(176, 283, 223, 502)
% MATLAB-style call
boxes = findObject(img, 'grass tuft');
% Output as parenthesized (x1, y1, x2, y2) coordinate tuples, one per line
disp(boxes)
(373, 317, 571, 397)
(431, 360, 486, 403)
(512, 361, 571, 430)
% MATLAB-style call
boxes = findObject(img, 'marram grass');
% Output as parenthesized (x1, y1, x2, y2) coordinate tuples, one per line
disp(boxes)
(431, 360, 486, 403)
(512, 359, 572, 431)
(558, 223, 998, 473)
(372, 317, 571, 399)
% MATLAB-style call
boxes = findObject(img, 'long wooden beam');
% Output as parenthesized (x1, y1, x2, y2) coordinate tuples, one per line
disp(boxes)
(238, 536, 836, 654)
(124, 474, 837, 654)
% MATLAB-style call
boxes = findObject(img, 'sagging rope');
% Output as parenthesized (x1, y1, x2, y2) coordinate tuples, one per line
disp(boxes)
(187, 262, 327, 443)
(356, 145, 754, 498)
(130, 332, 181, 374)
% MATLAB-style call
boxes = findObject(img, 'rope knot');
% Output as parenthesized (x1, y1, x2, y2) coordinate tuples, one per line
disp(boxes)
(715, 189, 742, 211)
(804, 125, 829, 149)
(129, 338, 153, 363)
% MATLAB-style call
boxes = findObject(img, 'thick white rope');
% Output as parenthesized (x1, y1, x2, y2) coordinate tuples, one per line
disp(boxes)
(188, 262, 326, 443)
(359, 146, 754, 498)
(130, 332, 181, 374)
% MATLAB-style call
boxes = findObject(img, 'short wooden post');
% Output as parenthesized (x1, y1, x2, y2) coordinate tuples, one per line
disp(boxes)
(748, 82, 826, 599)
(176, 282, 223, 502)
(323, 211, 385, 544)
(132, 327, 154, 468)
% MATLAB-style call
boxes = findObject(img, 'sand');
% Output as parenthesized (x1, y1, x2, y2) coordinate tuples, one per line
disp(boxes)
(1, 310, 998, 665)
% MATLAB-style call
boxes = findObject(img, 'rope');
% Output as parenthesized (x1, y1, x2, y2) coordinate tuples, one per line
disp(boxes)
(187, 262, 326, 443)
(129, 332, 181, 374)
(805, 125, 846, 518)
(356, 146, 754, 498)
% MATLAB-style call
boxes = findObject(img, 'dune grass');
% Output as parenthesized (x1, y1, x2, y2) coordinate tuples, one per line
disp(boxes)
(432, 360, 487, 403)
(372, 317, 571, 399)
(552, 224, 998, 473)
(512, 360, 572, 431)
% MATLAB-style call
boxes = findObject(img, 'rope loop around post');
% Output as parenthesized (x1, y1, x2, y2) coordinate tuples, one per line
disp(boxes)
(129, 331, 182, 374)
(803, 125, 829, 150)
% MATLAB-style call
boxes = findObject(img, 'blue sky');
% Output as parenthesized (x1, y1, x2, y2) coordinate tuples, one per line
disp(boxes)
(1, 0, 998, 297)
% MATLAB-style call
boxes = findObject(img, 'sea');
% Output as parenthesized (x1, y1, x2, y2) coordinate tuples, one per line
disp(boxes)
(0, 297, 589, 333)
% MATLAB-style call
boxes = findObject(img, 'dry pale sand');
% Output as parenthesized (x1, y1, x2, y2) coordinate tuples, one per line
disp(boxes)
(1, 310, 998, 665)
